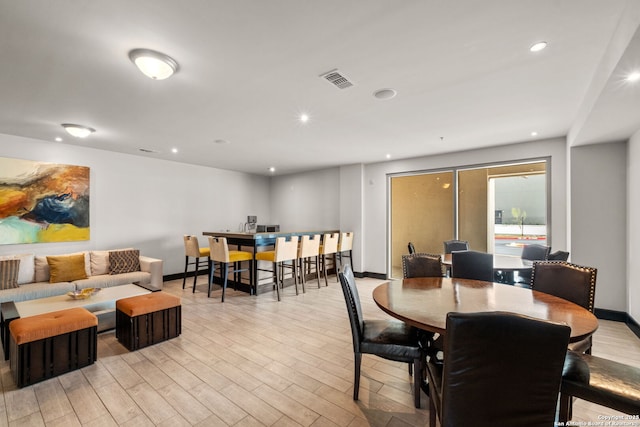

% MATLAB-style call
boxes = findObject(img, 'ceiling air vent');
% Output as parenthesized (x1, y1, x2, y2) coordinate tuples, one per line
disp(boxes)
(320, 69, 354, 89)
(138, 148, 159, 153)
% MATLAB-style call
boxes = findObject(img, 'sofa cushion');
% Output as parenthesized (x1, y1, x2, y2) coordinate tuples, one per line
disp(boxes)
(0, 259, 20, 290)
(109, 249, 140, 274)
(47, 254, 88, 283)
(74, 271, 151, 290)
(90, 250, 110, 276)
(0, 281, 76, 304)
(0, 254, 34, 285)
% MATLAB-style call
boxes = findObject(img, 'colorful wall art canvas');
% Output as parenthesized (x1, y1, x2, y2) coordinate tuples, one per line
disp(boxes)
(0, 157, 90, 244)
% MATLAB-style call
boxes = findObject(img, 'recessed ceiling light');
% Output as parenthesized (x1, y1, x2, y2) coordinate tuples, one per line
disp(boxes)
(529, 41, 547, 52)
(128, 48, 178, 80)
(268, 167, 276, 173)
(386, 154, 391, 159)
(374, 88, 397, 100)
(531, 131, 538, 137)
(55, 137, 62, 142)
(300, 113, 310, 123)
(61, 124, 95, 138)
(171, 148, 178, 154)
(213, 139, 230, 145)
(627, 71, 640, 82)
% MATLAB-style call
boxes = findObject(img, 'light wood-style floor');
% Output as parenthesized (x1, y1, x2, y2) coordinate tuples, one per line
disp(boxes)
(1, 275, 639, 426)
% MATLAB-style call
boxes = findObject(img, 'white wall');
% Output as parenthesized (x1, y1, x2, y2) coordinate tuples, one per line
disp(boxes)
(361, 138, 568, 275)
(628, 130, 640, 320)
(0, 134, 271, 276)
(571, 142, 627, 311)
(268, 168, 340, 231)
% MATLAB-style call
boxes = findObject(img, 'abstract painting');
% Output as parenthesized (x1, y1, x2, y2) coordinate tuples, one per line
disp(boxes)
(0, 157, 90, 244)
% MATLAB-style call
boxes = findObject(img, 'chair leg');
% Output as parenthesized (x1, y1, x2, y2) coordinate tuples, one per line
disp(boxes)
(275, 262, 281, 301)
(221, 262, 228, 303)
(334, 253, 339, 282)
(193, 258, 200, 290)
(413, 357, 421, 408)
(429, 390, 437, 427)
(293, 261, 299, 295)
(208, 261, 216, 298)
(559, 393, 571, 423)
(323, 255, 329, 287)
(353, 352, 362, 401)
(315, 256, 321, 288)
(182, 256, 189, 289)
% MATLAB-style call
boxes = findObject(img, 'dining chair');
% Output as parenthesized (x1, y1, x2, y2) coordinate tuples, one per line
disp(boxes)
(402, 253, 443, 278)
(338, 264, 426, 408)
(451, 250, 493, 282)
(427, 311, 570, 427)
(443, 239, 469, 254)
(182, 235, 210, 292)
(207, 236, 253, 302)
(548, 250, 570, 261)
(337, 231, 354, 269)
(297, 234, 321, 290)
(515, 243, 551, 284)
(531, 261, 597, 354)
(256, 236, 300, 301)
(319, 233, 340, 286)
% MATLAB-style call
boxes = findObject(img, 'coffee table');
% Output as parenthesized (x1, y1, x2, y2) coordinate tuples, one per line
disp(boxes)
(1, 283, 157, 360)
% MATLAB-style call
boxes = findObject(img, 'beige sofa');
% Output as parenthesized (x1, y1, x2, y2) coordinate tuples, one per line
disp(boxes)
(0, 249, 163, 304)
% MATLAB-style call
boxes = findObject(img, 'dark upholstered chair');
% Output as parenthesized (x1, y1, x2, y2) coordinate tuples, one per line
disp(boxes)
(548, 250, 570, 261)
(427, 312, 570, 427)
(338, 265, 425, 408)
(407, 242, 416, 254)
(402, 253, 443, 278)
(560, 351, 640, 422)
(516, 244, 551, 284)
(443, 239, 469, 254)
(451, 250, 493, 282)
(531, 261, 597, 354)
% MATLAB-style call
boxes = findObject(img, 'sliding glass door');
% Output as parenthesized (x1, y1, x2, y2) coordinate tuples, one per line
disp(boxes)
(389, 160, 548, 278)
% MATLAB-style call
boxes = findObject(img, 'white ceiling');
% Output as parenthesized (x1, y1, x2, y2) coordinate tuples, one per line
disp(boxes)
(1, 0, 639, 175)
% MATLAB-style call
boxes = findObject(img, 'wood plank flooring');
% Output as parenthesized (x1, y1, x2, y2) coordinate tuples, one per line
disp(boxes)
(1, 275, 638, 426)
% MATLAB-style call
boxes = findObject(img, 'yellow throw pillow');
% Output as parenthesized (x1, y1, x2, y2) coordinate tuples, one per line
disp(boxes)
(47, 254, 88, 283)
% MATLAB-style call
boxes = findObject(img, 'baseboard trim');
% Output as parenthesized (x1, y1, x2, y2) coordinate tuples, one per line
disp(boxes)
(359, 271, 387, 280)
(595, 308, 640, 340)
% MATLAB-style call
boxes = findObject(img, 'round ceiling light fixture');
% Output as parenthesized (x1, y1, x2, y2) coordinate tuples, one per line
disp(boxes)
(373, 88, 397, 100)
(61, 124, 95, 138)
(128, 48, 179, 80)
(626, 71, 640, 82)
(529, 41, 548, 52)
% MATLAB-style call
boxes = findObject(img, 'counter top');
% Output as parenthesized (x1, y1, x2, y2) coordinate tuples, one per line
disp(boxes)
(203, 230, 339, 240)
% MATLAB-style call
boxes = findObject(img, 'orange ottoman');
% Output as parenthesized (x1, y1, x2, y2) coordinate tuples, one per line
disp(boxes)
(116, 292, 181, 351)
(9, 307, 98, 387)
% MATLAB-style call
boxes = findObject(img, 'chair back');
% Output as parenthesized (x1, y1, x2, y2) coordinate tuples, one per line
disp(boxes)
(338, 265, 363, 353)
(531, 261, 597, 312)
(407, 242, 416, 254)
(184, 235, 202, 258)
(298, 234, 320, 258)
(440, 312, 570, 427)
(521, 244, 550, 261)
(274, 236, 299, 262)
(338, 232, 354, 252)
(548, 250, 570, 261)
(208, 236, 230, 263)
(443, 240, 469, 254)
(402, 253, 443, 278)
(451, 250, 493, 282)
(321, 233, 339, 255)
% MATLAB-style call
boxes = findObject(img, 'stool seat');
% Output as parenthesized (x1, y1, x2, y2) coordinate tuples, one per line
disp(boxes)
(255, 251, 275, 262)
(560, 351, 640, 420)
(10, 307, 98, 345)
(117, 292, 181, 317)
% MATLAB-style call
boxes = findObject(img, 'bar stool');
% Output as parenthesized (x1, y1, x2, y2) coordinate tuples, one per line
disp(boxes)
(183, 235, 210, 292)
(337, 232, 354, 269)
(207, 236, 253, 302)
(255, 236, 299, 301)
(297, 234, 321, 290)
(319, 233, 339, 286)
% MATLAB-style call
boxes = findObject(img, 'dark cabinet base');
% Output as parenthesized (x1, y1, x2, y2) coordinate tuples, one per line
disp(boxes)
(116, 306, 181, 351)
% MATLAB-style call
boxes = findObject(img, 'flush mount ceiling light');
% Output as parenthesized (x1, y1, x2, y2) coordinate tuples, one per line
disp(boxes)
(530, 41, 548, 52)
(128, 48, 178, 80)
(627, 71, 640, 82)
(61, 124, 95, 138)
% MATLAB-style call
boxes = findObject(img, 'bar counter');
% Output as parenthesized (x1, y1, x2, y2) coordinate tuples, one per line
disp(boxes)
(202, 230, 340, 295)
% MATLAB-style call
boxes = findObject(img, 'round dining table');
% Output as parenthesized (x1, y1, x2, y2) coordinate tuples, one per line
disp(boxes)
(372, 277, 598, 343)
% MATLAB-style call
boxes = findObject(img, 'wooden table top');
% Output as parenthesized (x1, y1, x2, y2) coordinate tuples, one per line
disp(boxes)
(372, 277, 598, 343)
(442, 253, 534, 271)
